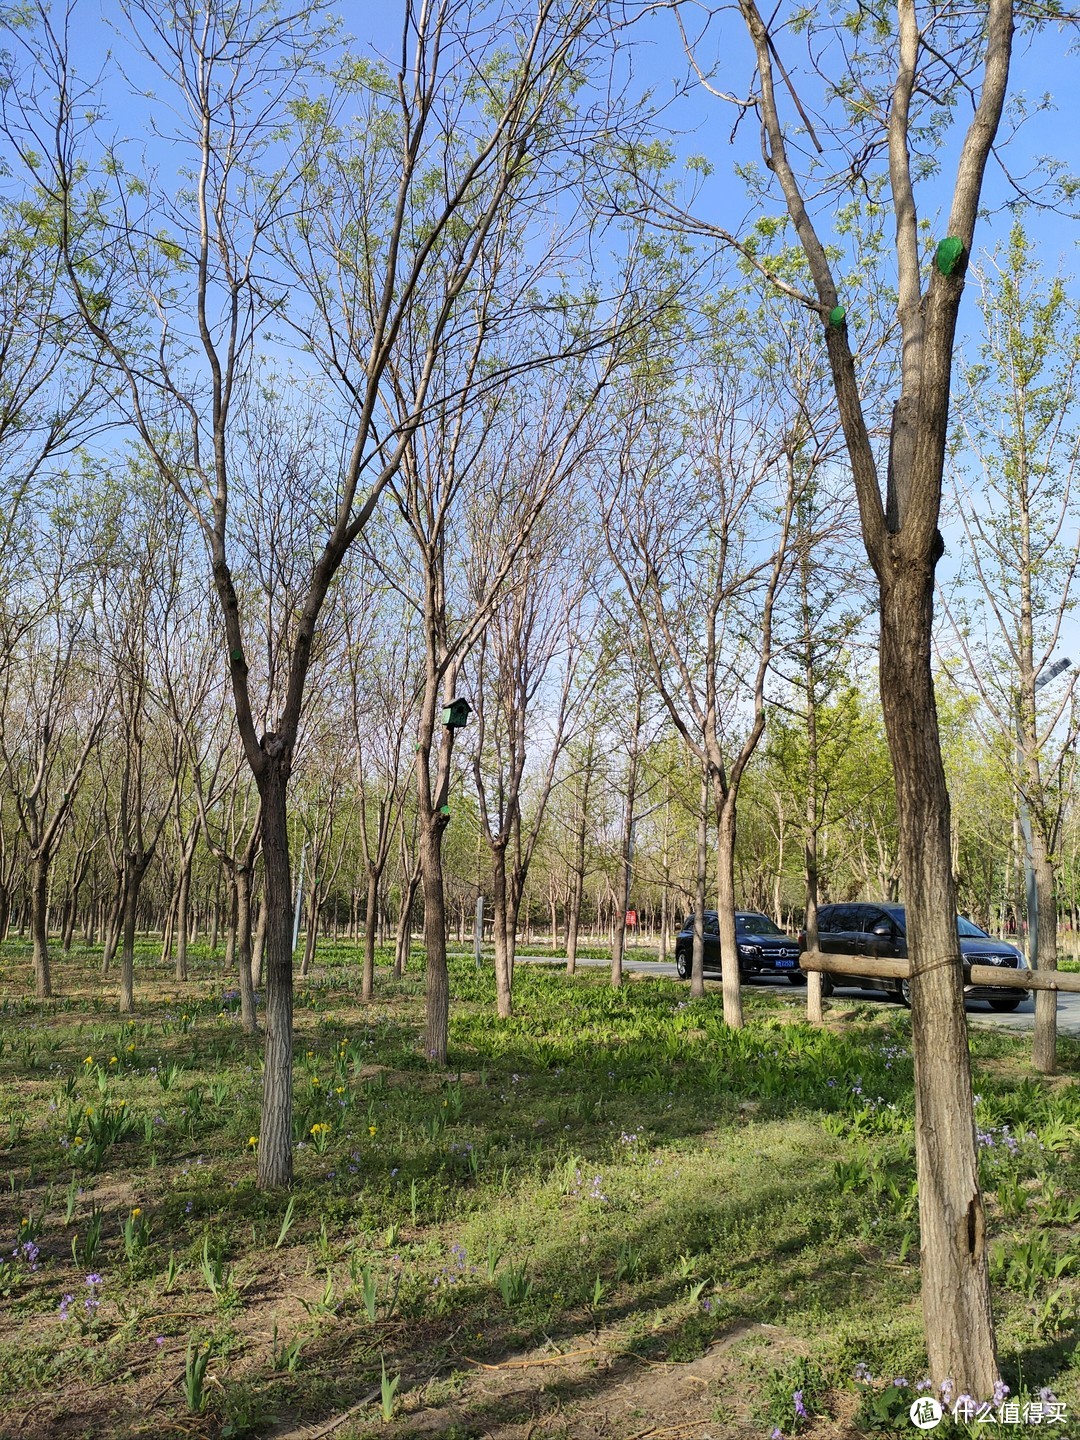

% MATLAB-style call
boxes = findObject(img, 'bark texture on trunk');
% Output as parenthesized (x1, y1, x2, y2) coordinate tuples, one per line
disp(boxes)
(714, 797, 744, 1028)
(491, 844, 513, 1017)
(362, 866, 378, 1002)
(421, 814, 450, 1063)
(256, 766, 294, 1190)
(1031, 828, 1058, 1073)
(235, 864, 259, 1036)
(30, 854, 51, 999)
(691, 774, 707, 998)
(880, 564, 997, 1397)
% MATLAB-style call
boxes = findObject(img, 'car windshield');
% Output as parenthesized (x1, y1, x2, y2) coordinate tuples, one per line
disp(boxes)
(957, 917, 991, 939)
(736, 914, 784, 936)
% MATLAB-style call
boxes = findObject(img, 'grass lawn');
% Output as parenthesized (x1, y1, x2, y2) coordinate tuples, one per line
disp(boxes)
(0, 940, 1078, 1439)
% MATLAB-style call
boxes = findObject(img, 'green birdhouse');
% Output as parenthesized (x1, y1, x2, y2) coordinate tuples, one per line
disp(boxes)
(443, 698, 471, 728)
(935, 236, 965, 276)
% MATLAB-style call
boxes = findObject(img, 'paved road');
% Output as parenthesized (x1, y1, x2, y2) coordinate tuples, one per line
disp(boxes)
(520, 954, 1080, 1036)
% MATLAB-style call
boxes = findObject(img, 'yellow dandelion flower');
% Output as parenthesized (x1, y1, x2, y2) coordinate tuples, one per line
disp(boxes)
(247, 1136, 258, 1148)
(83, 1055, 93, 1065)
(108, 1056, 117, 1065)
(85, 1106, 94, 1116)
(311, 1076, 320, 1086)
(73, 1136, 84, 1146)
(131, 1207, 142, 1218)
(126, 1043, 135, 1052)
(368, 1124, 377, 1137)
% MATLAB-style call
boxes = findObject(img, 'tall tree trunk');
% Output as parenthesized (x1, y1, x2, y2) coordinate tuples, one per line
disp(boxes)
(395, 871, 419, 977)
(175, 851, 193, 982)
(879, 566, 996, 1396)
(1031, 827, 1058, 1074)
(805, 649, 823, 1025)
(611, 700, 641, 990)
(804, 810, 823, 1026)
(300, 875, 318, 977)
(160, 892, 176, 965)
(101, 886, 122, 975)
(491, 844, 512, 1017)
(362, 864, 378, 1002)
(255, 765, 294, 1190)
(714, 794, 744, 1028)
(691, 771, 707, 999)
(119, 859, 147, 1014)
(30, 852, 52, 999)
(235, 864, 259, 1036)
(421, 814, 450, 1062)
(251, 893, 267, 991)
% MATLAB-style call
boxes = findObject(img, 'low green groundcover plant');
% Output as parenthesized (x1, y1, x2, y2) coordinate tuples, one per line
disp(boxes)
(0, 938, 1077, 1436)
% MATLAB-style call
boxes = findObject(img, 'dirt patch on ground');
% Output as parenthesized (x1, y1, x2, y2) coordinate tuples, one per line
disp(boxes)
(256, 1319, 865, 1440)
(329, 1324, 794, 1440)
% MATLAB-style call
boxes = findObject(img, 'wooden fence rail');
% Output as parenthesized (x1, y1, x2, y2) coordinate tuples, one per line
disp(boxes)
(799, 949, 1080, 994)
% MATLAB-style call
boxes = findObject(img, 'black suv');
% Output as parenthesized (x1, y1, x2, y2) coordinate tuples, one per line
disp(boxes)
(675, 911, 804, 983)
(806, 903, 1029, 1010)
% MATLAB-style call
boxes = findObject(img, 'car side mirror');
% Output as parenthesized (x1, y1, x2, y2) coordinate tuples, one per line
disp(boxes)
(872, 923, 892, 937)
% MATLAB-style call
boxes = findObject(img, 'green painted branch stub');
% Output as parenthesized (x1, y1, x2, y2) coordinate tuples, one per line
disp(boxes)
(935, 236, 965, 276)
(230, 648, 243, 663)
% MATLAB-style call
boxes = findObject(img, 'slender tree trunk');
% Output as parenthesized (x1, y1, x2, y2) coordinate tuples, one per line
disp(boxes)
(251, 894, 267, 991)
(879, 567, 997, 1396)
(805, 652, 823, 1025)
(805, 822, 823, 1025)
(119, 862, 145, 1014)
(300, 877, 318, 977)
(491, 844, 512, 1017)
(159, 892, 176, 965)
(362, 865, 378, 1002)
(62, 886, 79, 952)
(421, 815, 450, 1062)
(176, 852, 193, 982)
(611, 700, 641, 990)
(1031, 827, 1058, 1074)
(30, 852, 52, 999)
(235, 865, 258, 1036)
(714, 795, 744, 1028)
(256, 765, 294, 1190)
(395, 870, 419, 977)
(692, 772, 707, 999)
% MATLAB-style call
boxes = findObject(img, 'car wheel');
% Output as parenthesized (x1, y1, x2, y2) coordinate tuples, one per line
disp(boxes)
(787, 971, 807, 986)
(675, 949, 691, 980)
(899, 978, 912, 1008)
(818, 971, 834, 998)
(989, 996, 1022, 1012)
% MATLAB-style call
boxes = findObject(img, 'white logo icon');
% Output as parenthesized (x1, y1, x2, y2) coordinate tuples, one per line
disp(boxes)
(909, 1397, 943, 1429)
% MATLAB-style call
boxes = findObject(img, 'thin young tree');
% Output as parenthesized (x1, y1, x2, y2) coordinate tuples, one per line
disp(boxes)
(705, 0, 1025, 1393)
(941, 225, 1080, 1073)
(603, 312, 797, 1026)
(3, 0, 630, 1181)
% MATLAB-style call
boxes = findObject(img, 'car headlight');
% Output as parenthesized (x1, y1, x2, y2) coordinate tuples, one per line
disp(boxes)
(737, 943, 760, 957)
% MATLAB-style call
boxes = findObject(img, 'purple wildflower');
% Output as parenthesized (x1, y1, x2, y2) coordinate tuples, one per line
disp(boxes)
(793, 1389, 808, 1420)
